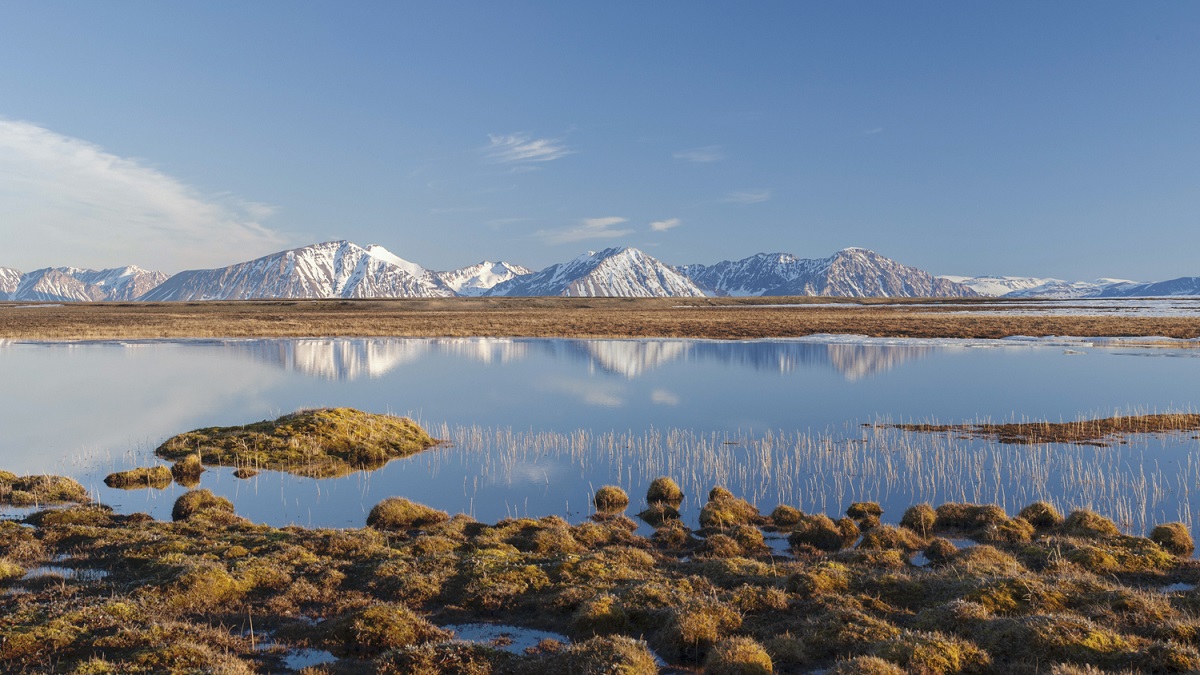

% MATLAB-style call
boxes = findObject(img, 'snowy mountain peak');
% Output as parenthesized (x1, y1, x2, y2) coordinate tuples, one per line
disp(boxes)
(489, 246, 706, 297)
(435, 260, 533, 297)
(140, 241, 455, 301)
(680, 249, 975, 298)
(3, 265, 167, 302)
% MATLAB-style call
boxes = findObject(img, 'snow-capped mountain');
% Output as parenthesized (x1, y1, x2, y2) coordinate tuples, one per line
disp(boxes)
(0, 267, 21, 300)
(488, 247, 706, 297)
(1099, 277, 1200, 298)
(938, 275, 1060, 297)
(5, 266, 167, 302)
(681, 248, 977, 298)
(140, 241, 455, 301)
(436, 261, 533, 297)
(1003, 278, 1137, 299)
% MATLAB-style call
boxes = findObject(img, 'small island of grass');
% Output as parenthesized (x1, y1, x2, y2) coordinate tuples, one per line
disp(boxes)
(155, 408, 439, 478)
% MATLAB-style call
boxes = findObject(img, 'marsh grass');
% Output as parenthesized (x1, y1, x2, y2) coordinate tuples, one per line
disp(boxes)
(434, 411, 1200, 538)
(895, 412, 1200, 446)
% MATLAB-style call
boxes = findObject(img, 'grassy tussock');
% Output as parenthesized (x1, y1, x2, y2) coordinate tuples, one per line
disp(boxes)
(5, 480, 1200, 673)
(0, 473, 89, 506)
(103, 466, 172, 490)
(156, 408, 438, 478)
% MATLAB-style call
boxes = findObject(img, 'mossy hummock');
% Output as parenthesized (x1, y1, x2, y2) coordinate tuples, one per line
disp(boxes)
(155, 408, 439, 478)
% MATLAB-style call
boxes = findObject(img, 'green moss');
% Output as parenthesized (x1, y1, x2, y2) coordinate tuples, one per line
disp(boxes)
(647, 476, 684, 504)
(858, 525, 926, 552)
(0, 474, 89, 506)
(800, 608, 902, 660)
(900, 504, 937, 536)
(786, 561, 850, 597)
(155, 407, 438, 478)
(1019, 501, 1064, 529)
(376, 641, 511, 675)
(653, 599, 743, 663)
(594, 485, 631, 512)
(827, 656, 906, 675)
(1067, 545, 1120, 574)
(951, 545, 1025, 577)
(702, 533, 743, 559)
(548, 635, 659, 675)
(638, 503, 681, 526)
(873, 630, 991, 674)
(573, 593, 629, 636)
(103, 466, 172, 490)
(325, 603, 450, 654)
(1151, 522, 1195, 557)
(1061, 509, 1122, 539)
(367, 497, 450, 530)
(788, 514, 854, 552)
(768, 505, 802, 527)
(847, 502, 884, 520)
(703, 636, 774, 674)
(923, 538, 958, 565)
(700, 490, 761, 529)
(0, 557, 25, 582)
(171, 489, 235, 522)
(169, 454, 204, 487)
(934, 502, 1008, 532)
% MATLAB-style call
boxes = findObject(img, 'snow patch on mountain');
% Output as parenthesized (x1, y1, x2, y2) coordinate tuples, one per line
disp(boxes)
(0, 267, 21, 300)
(436, 261, 533, 297)
(489, 247, 706, 297)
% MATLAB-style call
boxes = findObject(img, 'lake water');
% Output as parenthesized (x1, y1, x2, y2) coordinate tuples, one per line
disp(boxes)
(1, 336, 1198, 533)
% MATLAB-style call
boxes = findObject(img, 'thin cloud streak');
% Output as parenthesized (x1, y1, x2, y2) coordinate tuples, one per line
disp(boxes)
(483, 132, 572, 164)
(723, 189, 771, 204)
(536, 217, 634, 245)
(0, 118, 289, 272)
(649, 218, 681, 232)
(673, 145, 723, 163)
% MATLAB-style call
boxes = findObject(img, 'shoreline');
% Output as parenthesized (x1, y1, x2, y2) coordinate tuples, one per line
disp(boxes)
(3, 296, 1200, 341)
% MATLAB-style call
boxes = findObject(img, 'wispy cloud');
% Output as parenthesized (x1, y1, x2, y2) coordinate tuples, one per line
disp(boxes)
(863, 127, 884, 135)
(536, 217, 634, 245)
(0, 118, 289, 272)
(673, 145, 723, 163)
(483, 132, 572, 164)
(649, 218, 681, 232)
(651, 388, 680, 406)
(723, 189, 771, 205)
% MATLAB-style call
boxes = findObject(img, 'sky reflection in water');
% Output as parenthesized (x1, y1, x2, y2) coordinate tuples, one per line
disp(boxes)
(1, 337, 1197, 532)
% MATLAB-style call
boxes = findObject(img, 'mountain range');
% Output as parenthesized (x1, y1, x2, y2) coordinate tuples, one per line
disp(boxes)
(2, 240, 1196, 301)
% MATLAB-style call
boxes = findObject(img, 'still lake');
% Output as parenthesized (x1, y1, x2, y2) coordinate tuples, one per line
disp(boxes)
(1, 336, 1198, 533)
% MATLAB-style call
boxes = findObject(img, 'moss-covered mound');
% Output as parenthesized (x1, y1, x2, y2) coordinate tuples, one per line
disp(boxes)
(155, 408, 438, 478)
(104, 466, 173, 490)
(0, 473, 89, 506)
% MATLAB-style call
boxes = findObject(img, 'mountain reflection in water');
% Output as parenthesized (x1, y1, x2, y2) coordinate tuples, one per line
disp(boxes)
(213, 337, 934, 382)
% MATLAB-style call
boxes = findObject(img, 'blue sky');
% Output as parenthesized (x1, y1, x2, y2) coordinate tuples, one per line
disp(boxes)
(1, 2, 1197, 279)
